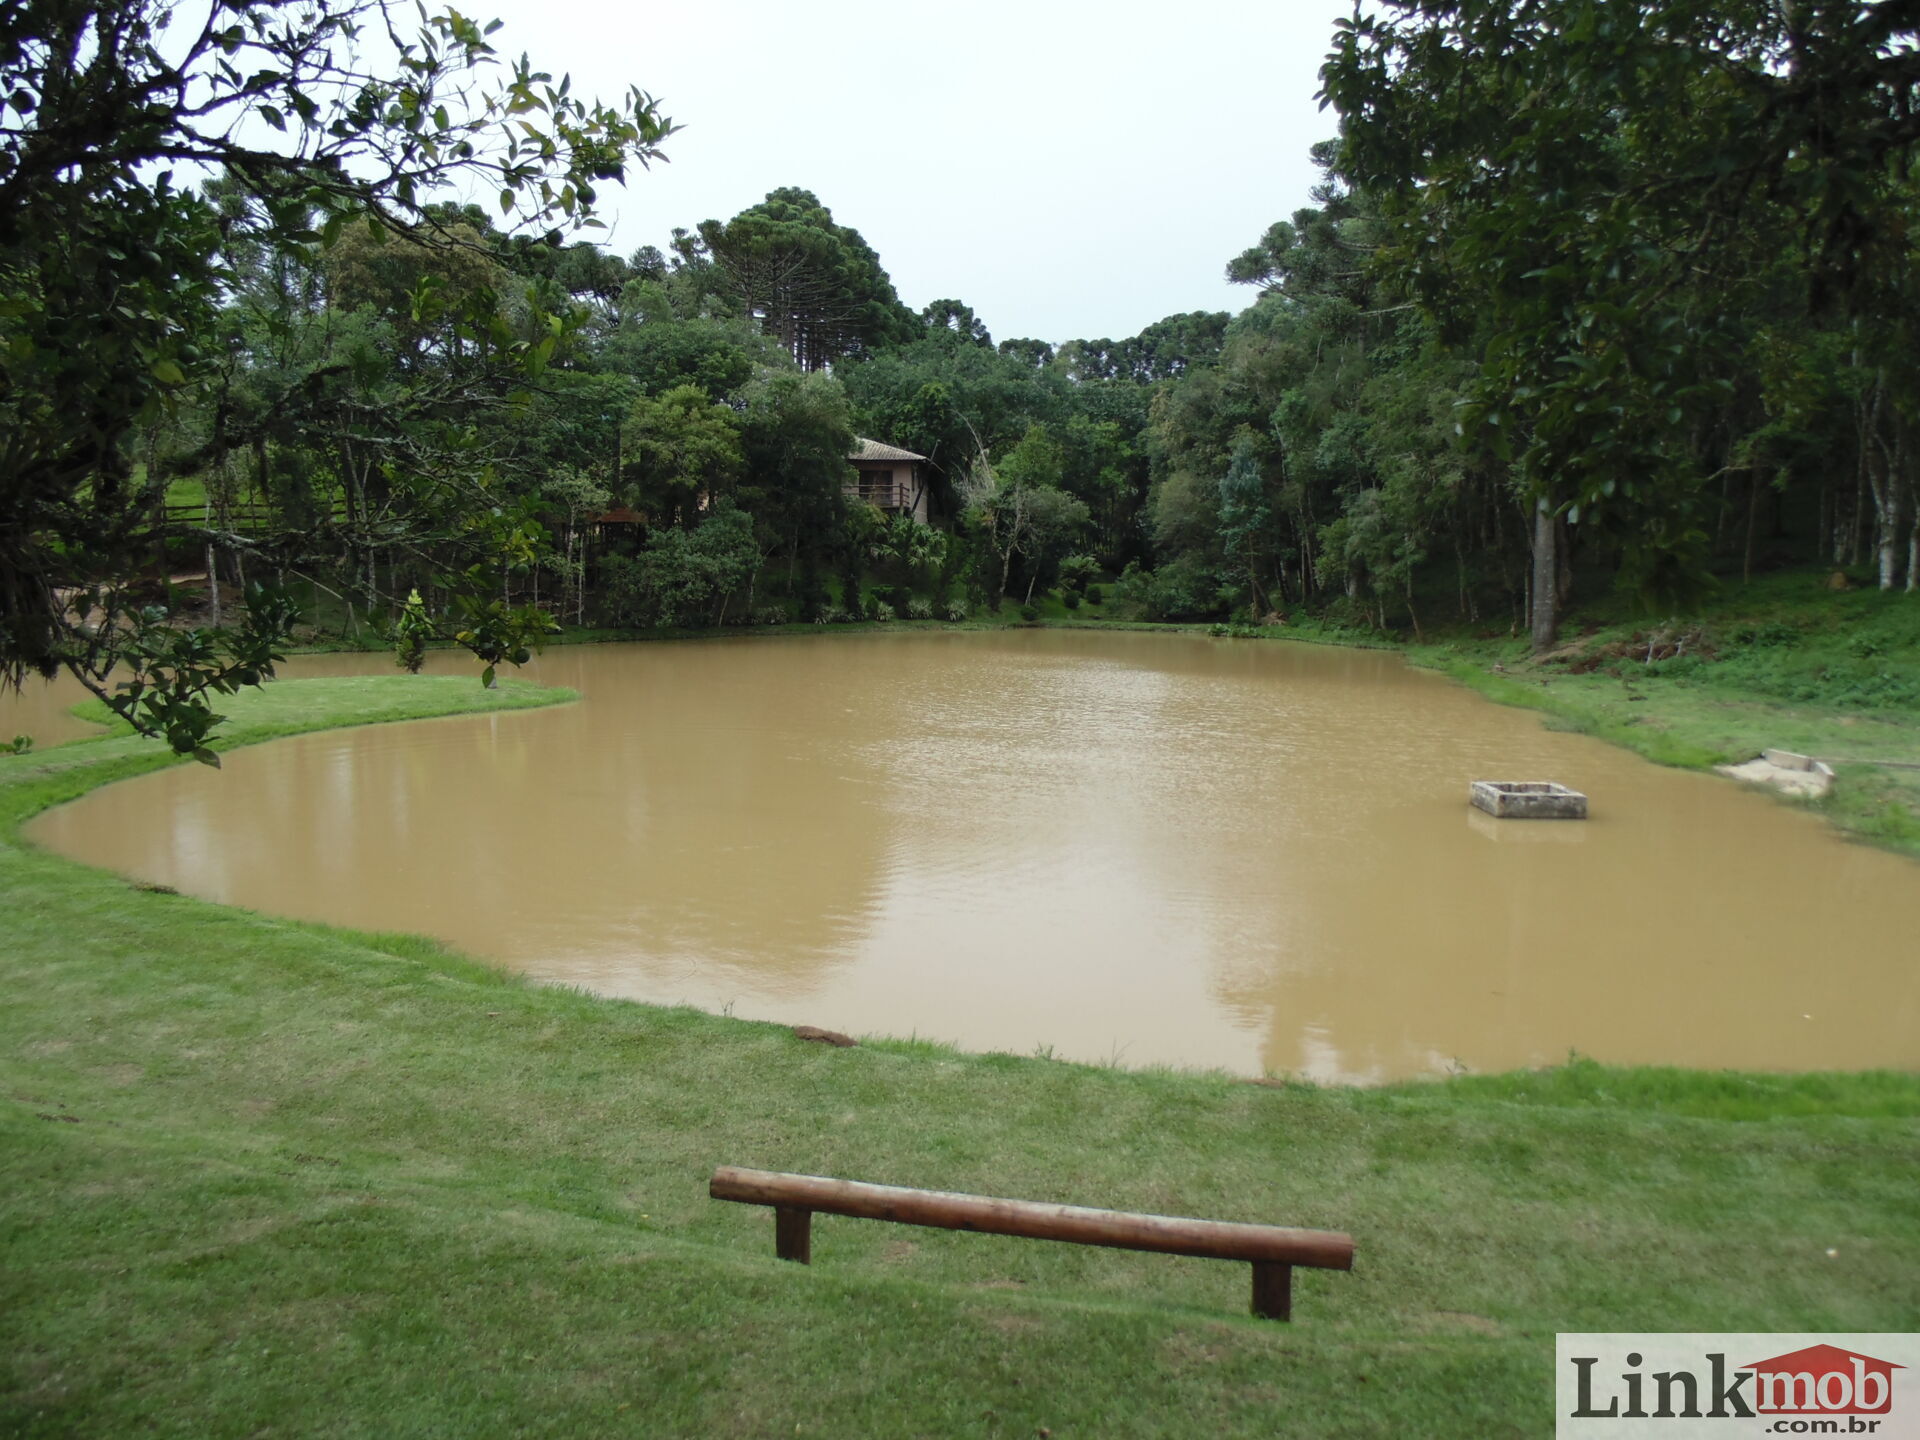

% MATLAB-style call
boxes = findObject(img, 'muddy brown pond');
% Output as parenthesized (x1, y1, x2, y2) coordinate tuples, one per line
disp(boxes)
(21, 631, 1920, 1081)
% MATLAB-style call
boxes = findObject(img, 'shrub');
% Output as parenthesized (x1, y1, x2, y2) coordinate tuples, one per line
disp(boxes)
(752, 605, 790, 626)
(1019, 603, 1039, 623)
(393, 632, 429, 674)
(1062, 591, 1081, 610)
(944, 600, 970, 622)
(872, 601, 896, 622)
(1115, 557, 1227, 621)
(1729, 620, 1800, 648)
(815, 604, 850, 626)
(906, 598, 934, 620)
(596, 506, 758, 627)
(1058, 553, 1100, 594)
(1084, 584, 1103, 606)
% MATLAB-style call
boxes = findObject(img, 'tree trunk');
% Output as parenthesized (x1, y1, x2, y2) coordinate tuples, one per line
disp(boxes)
(1851, 412, 1872, 568)
(1897, 414, 1915, 593)
(1818, 476, 1832, 568)
(1529, 499, 1558, 654)
(1555, 513, 1575, 607)
(1863, 378, 1900, 590)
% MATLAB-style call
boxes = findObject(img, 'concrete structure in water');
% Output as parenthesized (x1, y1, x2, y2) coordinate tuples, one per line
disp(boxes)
(1470, 780, 1589, 820)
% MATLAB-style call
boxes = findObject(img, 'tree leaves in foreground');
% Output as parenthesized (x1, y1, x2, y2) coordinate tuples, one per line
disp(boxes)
(0, 0, 675, 750)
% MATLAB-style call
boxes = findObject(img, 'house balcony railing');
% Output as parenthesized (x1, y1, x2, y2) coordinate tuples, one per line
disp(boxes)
(848, 482, 911, 509)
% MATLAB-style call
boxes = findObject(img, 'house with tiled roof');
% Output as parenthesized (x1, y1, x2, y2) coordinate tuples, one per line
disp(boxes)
(846, 438, 929, 523)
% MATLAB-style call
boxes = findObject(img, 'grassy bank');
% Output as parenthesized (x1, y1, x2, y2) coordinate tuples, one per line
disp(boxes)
(3, 673, 1916, 1438)
(1382, 572, 1920, 858)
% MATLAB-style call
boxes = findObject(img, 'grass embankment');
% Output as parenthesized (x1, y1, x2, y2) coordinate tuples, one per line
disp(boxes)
(3, 674, 1917, 1437)
(1387, 572, 1920, 857)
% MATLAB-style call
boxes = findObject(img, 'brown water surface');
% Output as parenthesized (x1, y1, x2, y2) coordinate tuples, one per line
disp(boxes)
(25, 632, 1920, 1080)
(0, 668, 108, 748)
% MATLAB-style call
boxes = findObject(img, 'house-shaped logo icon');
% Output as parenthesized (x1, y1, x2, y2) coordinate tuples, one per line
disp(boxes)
(1744, 1344, 1903, 1415)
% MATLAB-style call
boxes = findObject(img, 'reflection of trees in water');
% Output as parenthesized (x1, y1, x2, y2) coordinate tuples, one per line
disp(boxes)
(440, 641, 905, 999)
(37, 643, 900, 1002)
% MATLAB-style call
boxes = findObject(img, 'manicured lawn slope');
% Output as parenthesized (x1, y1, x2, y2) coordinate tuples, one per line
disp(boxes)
(3, 676, 1916, 1438)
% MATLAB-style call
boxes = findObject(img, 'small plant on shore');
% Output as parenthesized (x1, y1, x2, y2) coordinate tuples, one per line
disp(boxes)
(391, 589, 434, 674)
(944, 601, 970, 622)
(871, 601, 896, 622)
(906, 598, 934, 621)
(2, 734, 32, 755)
(752, 605, 790, 626)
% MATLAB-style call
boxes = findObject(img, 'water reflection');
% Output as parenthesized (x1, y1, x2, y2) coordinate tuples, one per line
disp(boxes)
(26, 631, 1920, 1081)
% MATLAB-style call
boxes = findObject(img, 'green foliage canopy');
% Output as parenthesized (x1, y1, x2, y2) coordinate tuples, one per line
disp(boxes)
(1320, 0, 1920, 604)
(0, 0, 674, 749)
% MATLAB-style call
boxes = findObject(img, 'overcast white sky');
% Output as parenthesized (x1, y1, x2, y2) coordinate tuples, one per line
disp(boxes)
(475, 0, 1357, 345)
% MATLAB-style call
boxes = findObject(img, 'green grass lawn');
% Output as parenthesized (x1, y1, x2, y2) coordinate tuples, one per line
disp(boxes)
(4, 670, 1915, 1438)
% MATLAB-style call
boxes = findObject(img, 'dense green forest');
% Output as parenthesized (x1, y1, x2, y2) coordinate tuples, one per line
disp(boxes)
(4, 0, 1917, 753)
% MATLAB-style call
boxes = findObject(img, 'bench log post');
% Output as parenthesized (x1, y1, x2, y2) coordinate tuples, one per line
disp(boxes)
(711, 1166, 1351, 1322)
(1250, 1261, 1292, 1322)
(774, 1205, 812, 1264)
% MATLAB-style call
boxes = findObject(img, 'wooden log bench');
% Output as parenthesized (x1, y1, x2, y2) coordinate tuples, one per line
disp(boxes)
(709, 1165, 1354, 1321)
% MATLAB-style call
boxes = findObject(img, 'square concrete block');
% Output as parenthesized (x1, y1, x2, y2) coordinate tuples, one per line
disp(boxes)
(1470, 780, 1588, 819)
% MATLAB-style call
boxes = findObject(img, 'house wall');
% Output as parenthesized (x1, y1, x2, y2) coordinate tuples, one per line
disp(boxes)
(847, 462, 928, 523)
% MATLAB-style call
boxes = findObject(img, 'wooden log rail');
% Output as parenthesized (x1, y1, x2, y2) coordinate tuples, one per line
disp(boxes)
(709, 1165, 1354, 1321)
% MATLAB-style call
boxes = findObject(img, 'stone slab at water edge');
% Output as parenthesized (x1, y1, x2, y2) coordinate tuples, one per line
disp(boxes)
(1470, 781, 1589, 820)
(1714, 749, 1836, 800)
